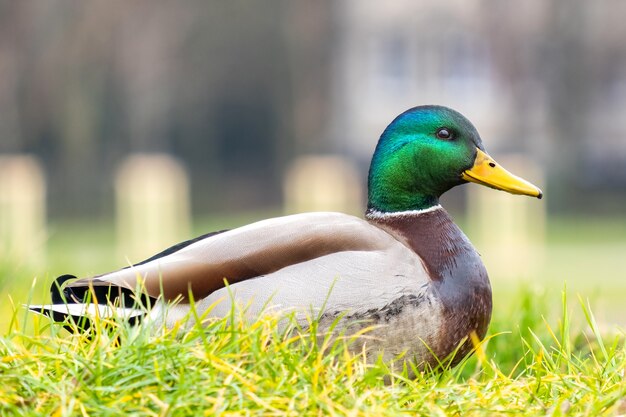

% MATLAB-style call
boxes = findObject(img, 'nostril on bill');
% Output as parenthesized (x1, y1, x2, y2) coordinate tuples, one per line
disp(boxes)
(488, 162, 496, 168)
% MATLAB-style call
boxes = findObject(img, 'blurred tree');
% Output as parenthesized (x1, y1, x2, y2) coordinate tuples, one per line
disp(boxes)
(0, 1, 337, 218)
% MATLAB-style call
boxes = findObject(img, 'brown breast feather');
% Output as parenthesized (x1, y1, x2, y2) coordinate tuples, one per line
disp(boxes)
(367, 207, 492, 361)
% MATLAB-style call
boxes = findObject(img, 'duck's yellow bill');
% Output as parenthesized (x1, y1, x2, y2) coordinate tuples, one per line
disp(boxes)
(462, 148, 543, 199)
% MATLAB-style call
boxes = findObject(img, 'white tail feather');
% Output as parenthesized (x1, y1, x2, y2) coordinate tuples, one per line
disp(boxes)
(28, 303, 144, 320)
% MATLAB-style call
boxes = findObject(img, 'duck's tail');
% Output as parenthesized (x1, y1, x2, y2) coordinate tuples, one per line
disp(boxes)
(28, 274, 150, 332)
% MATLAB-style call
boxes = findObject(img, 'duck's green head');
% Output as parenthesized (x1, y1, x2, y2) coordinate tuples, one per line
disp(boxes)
(367, 105, 542, 213)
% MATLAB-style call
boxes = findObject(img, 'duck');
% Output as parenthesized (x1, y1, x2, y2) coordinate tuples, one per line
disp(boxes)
(31, 105, 542, 370)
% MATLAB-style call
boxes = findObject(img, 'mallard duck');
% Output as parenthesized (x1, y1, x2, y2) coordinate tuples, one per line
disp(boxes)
(31, 105, 542, 369)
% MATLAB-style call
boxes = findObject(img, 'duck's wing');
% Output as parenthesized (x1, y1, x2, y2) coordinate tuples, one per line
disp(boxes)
(63, 212, 392, 303)
(125, 229, 230, 268)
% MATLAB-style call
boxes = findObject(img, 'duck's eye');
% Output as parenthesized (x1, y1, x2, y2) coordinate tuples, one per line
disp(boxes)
(436, 128, 453, 140)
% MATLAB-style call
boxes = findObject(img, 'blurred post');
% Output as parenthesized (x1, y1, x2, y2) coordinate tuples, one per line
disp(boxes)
(115, 154, 191, 262)
(466, 154, 546, 281)
(0, 155, 47, 264)
(283, 155, 363, 215)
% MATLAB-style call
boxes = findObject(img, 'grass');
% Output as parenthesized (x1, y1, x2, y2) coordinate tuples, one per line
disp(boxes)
(1, 287, 625, 416)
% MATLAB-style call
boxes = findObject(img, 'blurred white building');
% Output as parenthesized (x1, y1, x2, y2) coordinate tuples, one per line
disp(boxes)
(328, 0, 548, 159)
(327, 0, 626, 206)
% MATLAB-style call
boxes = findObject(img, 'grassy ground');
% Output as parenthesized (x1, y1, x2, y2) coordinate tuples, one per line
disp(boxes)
(2, 289, 626, 416)
(1, 213, 626, 415)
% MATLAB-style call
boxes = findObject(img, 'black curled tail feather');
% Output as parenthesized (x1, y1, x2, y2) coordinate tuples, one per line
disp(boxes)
(50, 274, 79, 304)
(43, 274, 151, 333)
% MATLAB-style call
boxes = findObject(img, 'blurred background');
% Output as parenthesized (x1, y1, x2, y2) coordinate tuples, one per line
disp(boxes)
(1, 1, 625, 330)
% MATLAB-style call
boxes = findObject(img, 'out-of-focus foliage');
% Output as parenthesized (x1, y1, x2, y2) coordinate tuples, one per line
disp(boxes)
(0, 1, 332, 216)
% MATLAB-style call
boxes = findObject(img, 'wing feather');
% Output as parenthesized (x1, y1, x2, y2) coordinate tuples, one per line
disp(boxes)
(67, 212, 393, 301)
